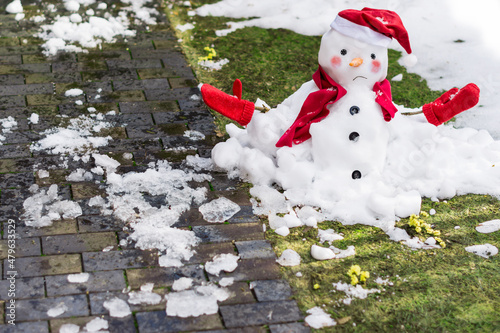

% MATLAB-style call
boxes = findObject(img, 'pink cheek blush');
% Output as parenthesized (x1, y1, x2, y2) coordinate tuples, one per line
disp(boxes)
(371, 60, 381, 73)
(331, 56, 342, 67)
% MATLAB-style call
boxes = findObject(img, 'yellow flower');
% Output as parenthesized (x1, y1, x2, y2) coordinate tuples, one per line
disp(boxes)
(350, 275, 359, 286)
(348, 265, 361, 277)
(313, 284, 320, 290)
(360, 271, 370, 282)
(420, 211, 429, 217)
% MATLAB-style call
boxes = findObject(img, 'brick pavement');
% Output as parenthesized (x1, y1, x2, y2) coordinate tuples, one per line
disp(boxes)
(0, 1, 309, 332)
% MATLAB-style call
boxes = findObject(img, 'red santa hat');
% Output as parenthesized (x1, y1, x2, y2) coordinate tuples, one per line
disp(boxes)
(330, 8, 412, 54)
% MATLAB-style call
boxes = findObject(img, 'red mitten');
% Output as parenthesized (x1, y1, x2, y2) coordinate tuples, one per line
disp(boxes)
(423, 83, 480, 126)
(200, 79, 255, 127)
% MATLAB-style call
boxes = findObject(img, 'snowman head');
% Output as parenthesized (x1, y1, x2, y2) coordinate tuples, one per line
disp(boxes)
(318, 8, 411, 87)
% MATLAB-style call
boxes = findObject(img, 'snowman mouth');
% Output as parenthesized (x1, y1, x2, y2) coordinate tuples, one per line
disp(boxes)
(353, 76, 368, 81)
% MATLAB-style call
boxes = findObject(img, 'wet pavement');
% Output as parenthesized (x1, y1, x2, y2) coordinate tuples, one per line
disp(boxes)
(0, 1, 309, 332)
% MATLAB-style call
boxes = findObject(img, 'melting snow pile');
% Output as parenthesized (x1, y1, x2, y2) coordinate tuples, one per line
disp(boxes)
(103, 298, 131, 318)
(0, 116, 18, 145)
(204, 253, 239, 276)
(465, 244, 498, 259)
(35, 0, 159, 56)
(305, 307, 336, 329)
(276, 249, 301, 266)
(199, 197, 240, 222)
(333, 281, 380, 305)
(166, 283, 231, 318)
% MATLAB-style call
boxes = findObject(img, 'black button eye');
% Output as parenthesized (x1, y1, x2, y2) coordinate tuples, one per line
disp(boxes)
(349, 132, 360, 142)
(349, 106, 360, 115)
(352, 170, 362, 179)
(371, 53, 376, 60)
(341, 49, 347, 56)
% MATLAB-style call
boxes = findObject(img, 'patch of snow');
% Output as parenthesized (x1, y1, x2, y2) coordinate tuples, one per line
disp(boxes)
(64, 88, 84, 97)
(184, 130, 206, 141)
(103, 298, 131, 318)
(66, 168, 94, 182)
(429, 208, 436, 215)
(391, 74, 403, 81)
(317, 229, 343, 244)
(199, 197, 241, 223)
(465, 244, 498, 258)
(166, 284, 230, 318)
(47, 302, 68, 317)
(185, 154, 212, 171)
(330, 245, 356, 259)
(6, 0, 23, 14)
(38, 170, 50, 178)
(85, 317, 109, 332)
(176, 23, 195, 32)
(333, 282, 380, 305)
(92, 153, 120, 174)
(476, 220, 500, 233)
(276, 249, 301, 267)
(198, 58, 230, 71)
(219, 277, 234, 287)
(172, 277, 193, 291)
(67, 272, 90, 283)
(29, 113, 40, 124)
(311, 244, 335, 260)
(128, 284, 162, 305)
(305, 307, 336, 329)
(59, 324, 80, 333)
(205, 253, 239, 276)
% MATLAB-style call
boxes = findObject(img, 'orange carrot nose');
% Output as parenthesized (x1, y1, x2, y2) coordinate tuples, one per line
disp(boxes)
(349, 58, 363, 67)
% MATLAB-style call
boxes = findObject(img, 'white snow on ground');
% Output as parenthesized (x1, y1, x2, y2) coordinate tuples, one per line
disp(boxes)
(67, 272, 90, 283)
(195, 0, 500, 138)
(29, 113, 40, 124)
(198, 58, 230, 71)
(176, 22, 195, 32)
(128, 284, 162, 305)
(317, 229, 343, 244)
(276, 249, 301, 266)
(204, 253, 239, 276)
(330, 245, 356, 259)
(198, 197, 241, 222)
(310, 245, 335, 261)
(22, 184, 83, 227)
(30, 115, 113, 157)
(59, 324, 80, 333)
(465, 244, 498, 259)
(85, 317, 109, 332)
(333, 282, 380, 305)
(66, 168, 94, 182)
(185, 154, 212, 171)
(47, 302, 68, 317)
(0, 116, 18, 145)
(103, 298, 131, 318)
(219, 277, 234, 287)
(305, 307, 336, 329)
(64, 88, 84, 97)
(6, 0, 23, 14)
(184, 130, 206, 141)
(476, 220, 500, 234)
(165, 284, 230, 318)
(172, 277, 193, 291)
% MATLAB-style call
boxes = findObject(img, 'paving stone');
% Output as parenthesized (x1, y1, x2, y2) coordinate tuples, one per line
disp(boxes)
(83, 249, 158, 271)
(16, 294, 88, 321)
(220, 300, 303, 328)
(126, 264, 205, 289)
(0, 83, 52, 96)
(152, 110, 209, 124)
(46, 270, 126, 296)
(82, 69, 138, 82)
(77, 215, 125, 232)
(194, 328, 267, 333)
(209, 259, 281, 283)
(6, 254, 81, 278)
(126, 123, 187, 138)
(71, 183, 105, 200)
(270, 323, 311, 333)
(0, 63, 50, 74)
(0, 37, 19, 47)
(0, 172, 34, 189)
(9, 220, 78, 239)
(25, 72, 82, 84)
(89, 289, 167, 315)
(0, 55, 21, 64)
(0, 237, 41, 259)
(0, 45, 40, 56)
(221, 281, 256, 305)
(178, 98, 206, 111)
(136, 311, 224, 333)
(0, 129, 41, 143)
(226, 206, 258, 224)
(144, 87, 200, 101)
(0, 74, 24, 85)
(251, 280, 293, 302)
(236, 240, 277, 260)
(119, 100, 179, 113)
(98, 138, 162, 153)
(192, 223, 265, 243)
(50, 315, 136, 333)
(78, 50, 131, 62)
(0, 95, 25, 108)
(0, 321, 49, 333)
(107, 59, 162, 69)
(169, 78, 198, 89)
(0, 143, 31, 158)
(0, 277, 45, 300)
(116, 112, 154, 126)
(26, 94, 69, 106)
(42, 232, 117, 255)
(187, 242, 236, 264)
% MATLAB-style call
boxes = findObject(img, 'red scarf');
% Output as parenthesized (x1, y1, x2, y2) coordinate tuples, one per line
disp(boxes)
(276, 66, 398, 147)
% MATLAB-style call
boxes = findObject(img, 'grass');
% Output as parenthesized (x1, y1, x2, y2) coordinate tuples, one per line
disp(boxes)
(166, 1, 500, 331)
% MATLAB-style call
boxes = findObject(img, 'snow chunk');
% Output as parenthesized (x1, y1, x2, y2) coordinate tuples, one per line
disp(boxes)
(172, 277, 193, 291)
(205, 253, 239, 276)
(317, 229, 343, 244)
(311, 244, 335, 260)
(166, 284, 230, 317)
(66, 168, 94, 182)
(333, 282, 380, 305)
(29, 113, 39, 124)
(47, 302, 68, 317)
(391, 73, 403, 81)
(64, 0, 80, 11)
(198, 58, 230, 71)
(64, 88, 84, 97)
(85, 317, 109, 332)
(59, 324, 80, 333)
(103, 298, 131, 317)
(67, 272, 90, 283)
(476, 220, 500, 233)
(38, 170, 50, 178)
(128, 284, 162, 305)
(219, 277, 234, 287)
(185, 154, 212, 171)
(184, 130, 206, 141)
(330, 245, 356, 259)
(199, 197, 241, 223)
(465, 244, 498, 258)
(6, 0, 23, 14)
(305, 307, 336, 329)
(176, 23, 195, 32)
(276, 249, 301, 267)
(93, 153, 120, 173)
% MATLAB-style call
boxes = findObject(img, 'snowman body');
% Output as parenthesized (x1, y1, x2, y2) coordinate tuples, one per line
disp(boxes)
(309, 28, 391, 180)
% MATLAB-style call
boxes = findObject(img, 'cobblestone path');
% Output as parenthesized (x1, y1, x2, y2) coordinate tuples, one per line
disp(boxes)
(0, 1, 308, 332)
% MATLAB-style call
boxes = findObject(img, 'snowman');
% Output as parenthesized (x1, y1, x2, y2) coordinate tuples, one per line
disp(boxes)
(199, 8, 481, 229)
